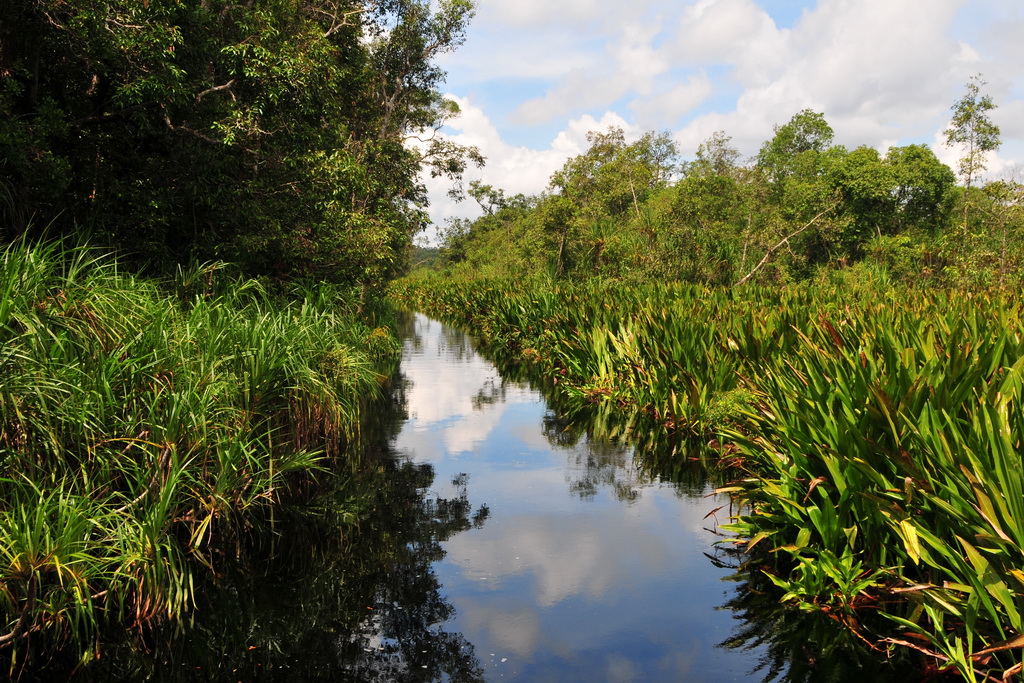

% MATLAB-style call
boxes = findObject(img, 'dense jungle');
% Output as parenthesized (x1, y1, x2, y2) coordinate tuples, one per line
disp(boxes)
(2, 0, 1024, 680)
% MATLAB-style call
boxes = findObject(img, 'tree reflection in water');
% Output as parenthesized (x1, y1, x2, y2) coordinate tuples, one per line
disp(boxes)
(53, 370, 490, 683)
(539, 393, 732, 504)
(327, 464, 489, 683)
(542, 410, 642, 502)
(491, 350, 931, 682)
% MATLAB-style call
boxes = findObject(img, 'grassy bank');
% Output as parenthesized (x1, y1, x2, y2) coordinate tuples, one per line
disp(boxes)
(390, 272, 1024, 681)
(0, 241, 399, 671)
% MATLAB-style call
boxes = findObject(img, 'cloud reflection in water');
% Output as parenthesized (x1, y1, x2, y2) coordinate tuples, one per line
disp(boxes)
(394, 314, 756, 681)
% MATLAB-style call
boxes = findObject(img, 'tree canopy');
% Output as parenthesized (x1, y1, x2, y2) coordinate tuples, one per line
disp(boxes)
(432, 90, 1017, 289)
(0, 0, 481, 285)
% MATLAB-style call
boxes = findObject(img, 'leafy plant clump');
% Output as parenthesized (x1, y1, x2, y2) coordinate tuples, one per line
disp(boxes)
(0, 240, 400, 670)
(391, 273, 1024, 681)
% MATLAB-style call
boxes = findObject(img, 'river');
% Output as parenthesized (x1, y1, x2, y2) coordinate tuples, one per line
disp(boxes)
(390, 313, 769, 681)
(64, 312, 919, 682)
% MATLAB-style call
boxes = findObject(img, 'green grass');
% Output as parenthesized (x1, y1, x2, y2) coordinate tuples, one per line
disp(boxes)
(0, 240, 399, 670)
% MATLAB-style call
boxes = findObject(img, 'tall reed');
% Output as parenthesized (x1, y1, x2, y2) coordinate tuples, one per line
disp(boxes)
(0, 240, 398, 669)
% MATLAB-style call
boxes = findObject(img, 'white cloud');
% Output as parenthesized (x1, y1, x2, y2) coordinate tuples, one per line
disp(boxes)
(629, 73, 714, 129)
(482, 0, 607, 28)
(609, 22, 670, 95)
(787, 0, 969, 115)
(513, 21, 668, 126)
(440, 0, 663, 87)
(995, 105, 1024, 169)
(436, 29, 596, 83)
(663, 0, 1008, 159)
(669, 0, 787, 79)
(420, 0, 1024, 234)
(480, 0, 661, 31)
(419, 100, 635, 242)
(514, 69, 633, 125)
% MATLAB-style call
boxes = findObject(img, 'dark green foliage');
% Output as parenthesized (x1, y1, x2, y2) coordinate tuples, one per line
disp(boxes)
(0, 0, 480, 285)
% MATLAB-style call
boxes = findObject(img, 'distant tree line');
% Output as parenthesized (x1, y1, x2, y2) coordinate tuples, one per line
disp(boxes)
(439, 78, 1022, 290)
(0, 0, 481, 286)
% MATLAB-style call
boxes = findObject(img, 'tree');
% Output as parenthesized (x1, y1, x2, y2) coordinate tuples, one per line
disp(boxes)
(737, 110, 842, 284)
(835, 144, 956, 283)
(982, 175, 1024, 288)
(547, 128, 677, 276)
(467, 181, 508, 216)
(667, 132, 748, 284)
(0, 0, 482, 286)
(551, 128, 677, 222)
(756, 109, 834, 186)
(884, 144, 956, 234)
(827, 146, 894, 253)
(944, 74, 1001, 228)
(689, 130, 742, 178)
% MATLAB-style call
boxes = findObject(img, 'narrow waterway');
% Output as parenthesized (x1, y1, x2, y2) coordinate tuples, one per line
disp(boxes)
(392, 313, 766, 681)
(64, 312, 920, 682)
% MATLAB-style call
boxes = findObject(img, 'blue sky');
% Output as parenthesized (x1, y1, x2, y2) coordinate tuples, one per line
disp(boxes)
(419, 0, 1024, 241)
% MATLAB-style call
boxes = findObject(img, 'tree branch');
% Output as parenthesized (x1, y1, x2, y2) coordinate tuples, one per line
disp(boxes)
(195, 79, 235, 102)
(164, 114, 222, 145)
(313, 3, 374, 39)
(734, 202, 837, 287)
(73, 102, 156, 127)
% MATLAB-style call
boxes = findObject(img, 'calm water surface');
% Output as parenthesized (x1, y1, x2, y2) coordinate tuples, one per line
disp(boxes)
(393, 314, 765, 681)
(64, 312, 918, 682)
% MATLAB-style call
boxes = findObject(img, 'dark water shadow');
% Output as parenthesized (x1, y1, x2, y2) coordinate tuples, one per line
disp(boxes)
(30, 368, 490, 683)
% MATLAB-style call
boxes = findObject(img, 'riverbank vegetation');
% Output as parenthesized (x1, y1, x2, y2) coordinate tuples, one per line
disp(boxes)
(391, 79, 1024, 680)
(435, 79, 1018, 291)
(390, 275, 1024, 680)
(1, 0, 485, 673)
(0, 239, 402, 673)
